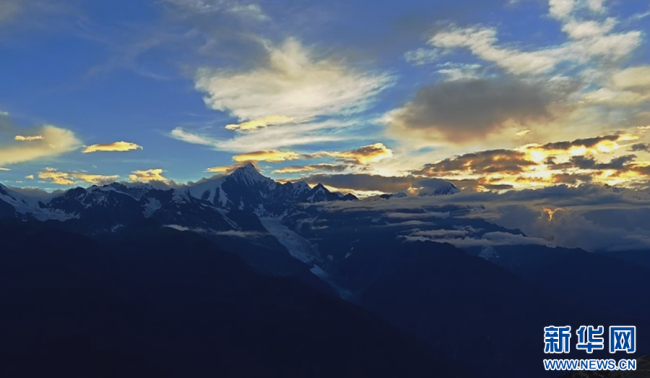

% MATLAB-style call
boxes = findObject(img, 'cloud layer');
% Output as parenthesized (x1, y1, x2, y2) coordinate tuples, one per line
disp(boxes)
(83, 141, 144, 154)
(388, 79, 560, 143)
(0, 116, 80, 166)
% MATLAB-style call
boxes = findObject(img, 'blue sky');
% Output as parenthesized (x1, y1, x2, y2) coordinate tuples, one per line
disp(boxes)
(1, 0, 650, 194)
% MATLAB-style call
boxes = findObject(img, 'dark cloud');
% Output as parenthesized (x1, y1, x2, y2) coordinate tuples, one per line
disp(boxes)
(557, 155, 637, 170)
(549, 173, 594, 185)
(630, 143, 650, 152)
(304, 174, 413, 193)
(414, 149, 535, 176)
(389, 79, 559, 143)
(273, 163, 349, 174)
(538, 135, 620, 151)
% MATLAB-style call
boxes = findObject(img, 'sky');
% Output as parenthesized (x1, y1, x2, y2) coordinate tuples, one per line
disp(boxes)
(1, 0, 650, 196)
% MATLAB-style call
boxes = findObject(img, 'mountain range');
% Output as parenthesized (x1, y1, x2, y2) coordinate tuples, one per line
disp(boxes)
(1, 164, 648, 378)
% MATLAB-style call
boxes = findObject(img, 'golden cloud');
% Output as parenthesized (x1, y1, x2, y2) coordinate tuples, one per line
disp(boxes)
(0, 125, 80, 166)
(205, 162, 251, 174)
(317, 143, 393, 164)
(232, 150, 300, 163)
(25, 174, 34, 180)
(38, 168, 119, 186)
(206, 166, 234, 174)
(272, 163, 348, 174)
(82, 141, 144, 154)
(543, 207, 570, 221)
(129, 168, 167, 183)
(15, 135, 43, 141)
(225, 115, 294, 131)
(412, 133, 650, 191)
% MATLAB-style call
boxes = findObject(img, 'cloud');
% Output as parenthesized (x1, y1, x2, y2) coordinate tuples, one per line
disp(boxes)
(15, 135, 43, 141)
(301, 173, 456, 195)
(0, 167, 10, 171)
(610, 66, 650, 90)
(388, 79, 559, 143)
(319, 183, 650, 252)
(129, 169, 168, 183)
(583, 65, 650, 105)
(232, 150, 300, 163)
(404, 231, 550, 248)
(426, 15, 641, 76)
(25, 175, 34, 180)
(194, 38, 393, 123)
(272, 163, 349, 174)
(548, 0, 575, 20)
(205, 162, 250, 174)
(630, 143, 649, 152)
(427, 26, 566, 75)
(316, 143, 393, 164)
(415, 149, 536, 176)
(0, 1, 22, 24)
(225, 115, 294, 131)
(406, 133, 649, 190)
(161, 0, 268, 19)
(37, 168, 119, 186)
(82, 141, 144, 153)
(303, 173, 413, 193)
(404, 48, 442, 66)
(0, 117, 81, 166)
(170, 119, 352, 152)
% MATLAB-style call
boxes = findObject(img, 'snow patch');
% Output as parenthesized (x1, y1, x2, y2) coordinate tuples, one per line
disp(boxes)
(143, 198, 161, 218)
(260, 217, 321, 264)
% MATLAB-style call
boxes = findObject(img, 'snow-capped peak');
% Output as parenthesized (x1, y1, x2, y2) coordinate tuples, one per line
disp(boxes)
(417, 179, 460, 196)
(229, 163, 271, 185)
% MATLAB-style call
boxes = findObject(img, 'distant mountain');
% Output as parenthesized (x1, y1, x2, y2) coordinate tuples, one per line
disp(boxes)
(0, 219, 464, 378)
(416, 178, 461, 196)
(3, 167, 650, 377)
(187, 163, 357, 216)
(0, 163, 358, 229)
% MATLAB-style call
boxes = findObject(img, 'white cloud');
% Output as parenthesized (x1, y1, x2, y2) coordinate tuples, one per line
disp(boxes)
(562, 18, 615, 39)
(429, 27, 567, 75)
(0, 120, 81, 166)
(195, 38, 393, 123)
(549, 0, 576, 20)
(171, 118, 355, 152)
(425, 1, 642, 76)
(610, 66, 650, 90)
(582, 65, 650, 105)
(227, 4, 268, 20)
(319, 184, 650, 252)
(404, 48, 441, 66)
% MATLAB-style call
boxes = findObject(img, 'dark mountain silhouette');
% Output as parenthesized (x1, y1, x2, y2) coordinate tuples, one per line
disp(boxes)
(1, 166, 649, 377)
(0, 219, 464, 378)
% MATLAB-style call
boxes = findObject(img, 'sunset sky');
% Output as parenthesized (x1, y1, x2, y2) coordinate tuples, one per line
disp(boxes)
(1, 0, 649, 195)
